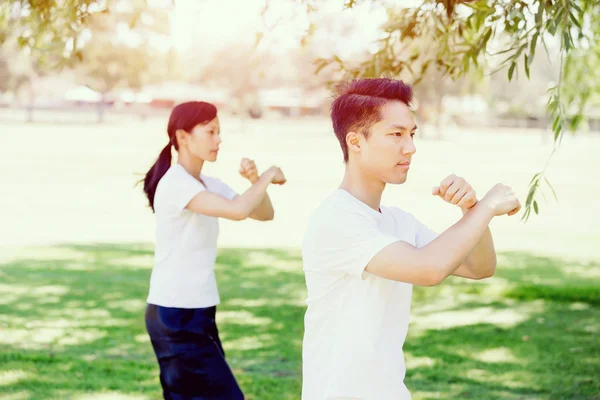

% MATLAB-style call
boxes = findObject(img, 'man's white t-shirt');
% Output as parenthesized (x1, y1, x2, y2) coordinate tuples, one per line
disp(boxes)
(146, 164, 238, 309)
(301, 189, 438, 400)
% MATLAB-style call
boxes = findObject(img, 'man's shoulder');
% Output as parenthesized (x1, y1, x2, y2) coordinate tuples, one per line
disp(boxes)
(307, 190, 370, 223)
(382, 205, 415, 221)
(382, 205, 426, 237)
(303, 191, 384, 250)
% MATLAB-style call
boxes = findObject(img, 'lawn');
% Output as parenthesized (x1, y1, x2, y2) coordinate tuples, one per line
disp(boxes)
(1, 245, 599, 400)
(1, 115, 599, 399)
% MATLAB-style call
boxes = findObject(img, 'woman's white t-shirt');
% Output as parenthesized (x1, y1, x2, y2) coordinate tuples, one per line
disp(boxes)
(146, 164, 238, 309)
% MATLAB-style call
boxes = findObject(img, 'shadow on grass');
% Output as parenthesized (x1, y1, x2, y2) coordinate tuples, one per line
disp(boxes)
(0, 246, 598, 399)
(0, 244, 304, 399)
(407, 252, 600, 399)
(405, 302, 600, 399)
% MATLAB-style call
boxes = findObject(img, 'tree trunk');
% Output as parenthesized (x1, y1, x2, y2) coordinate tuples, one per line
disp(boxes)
(97, 92, 106, 123)
(435, 94, 443, 141)
(26, 83, 34, 123)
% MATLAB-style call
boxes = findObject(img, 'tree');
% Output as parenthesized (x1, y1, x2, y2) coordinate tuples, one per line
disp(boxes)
(0, 1, 171, 67)
(298, 0, 599, 220)
(76, 38, 151, 121)
(0, 36, 47, 121)
(0, 1, 173, 122)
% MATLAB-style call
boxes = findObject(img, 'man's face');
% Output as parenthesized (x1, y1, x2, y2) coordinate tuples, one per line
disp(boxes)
(349, 101, 417, 184)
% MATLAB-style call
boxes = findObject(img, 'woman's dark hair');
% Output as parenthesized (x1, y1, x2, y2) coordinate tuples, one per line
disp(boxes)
(142, 101, 217, 212)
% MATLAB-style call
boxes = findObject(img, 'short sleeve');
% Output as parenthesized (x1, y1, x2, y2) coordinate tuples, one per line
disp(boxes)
(415, 218, 439, 248)
(166, 167, 206, 211)
(303, 208, 400, 279)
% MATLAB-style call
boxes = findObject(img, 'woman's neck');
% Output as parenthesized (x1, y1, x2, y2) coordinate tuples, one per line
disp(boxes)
(177, 152, 204, 180)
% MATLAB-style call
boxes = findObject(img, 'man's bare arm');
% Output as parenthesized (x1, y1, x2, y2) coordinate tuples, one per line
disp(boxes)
(365, 202, 495, 286)
(366, 183, 520, 286)
(451, 209, 497, 280)
(451, 228, 496, 279)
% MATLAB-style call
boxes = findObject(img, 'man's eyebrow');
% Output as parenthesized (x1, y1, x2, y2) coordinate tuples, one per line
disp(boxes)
(390, 124, 418, 131)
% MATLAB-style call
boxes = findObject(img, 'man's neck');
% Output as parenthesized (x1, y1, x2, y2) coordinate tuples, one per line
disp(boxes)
(339, 163, 385, 212)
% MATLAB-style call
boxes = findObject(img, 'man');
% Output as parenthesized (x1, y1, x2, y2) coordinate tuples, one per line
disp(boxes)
(301, 78, 521, 400)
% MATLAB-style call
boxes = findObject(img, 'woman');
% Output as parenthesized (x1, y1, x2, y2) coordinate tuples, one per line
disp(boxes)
(142, 101, 286, 399)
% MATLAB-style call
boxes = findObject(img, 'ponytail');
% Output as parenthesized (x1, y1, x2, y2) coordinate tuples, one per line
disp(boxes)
(143, 143, 172, 212)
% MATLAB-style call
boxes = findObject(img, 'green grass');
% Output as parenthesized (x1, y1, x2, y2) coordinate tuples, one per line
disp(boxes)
(0, 245, 599, 399)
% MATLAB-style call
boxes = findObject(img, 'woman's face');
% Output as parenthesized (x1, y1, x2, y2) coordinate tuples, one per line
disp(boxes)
(177, 117, 221, 162)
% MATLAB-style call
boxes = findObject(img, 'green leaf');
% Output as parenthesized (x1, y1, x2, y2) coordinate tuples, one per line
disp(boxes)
(525, 191, 535, 209)
(525, 179, 540, 207)
(554, 122, 563, 141)
(569, 114, 583, 132)
(465, 0, 493, 13)
(556, 5, 566, 20)
(552, 115, 561, 132)
(508, 62, 516, 81)
(493, 46, 520, 56)
(474, 13, 483, 32)
(524, 55, 530, 78)
(521, 208, 530, 222)
(541, 36, 551, 61)
(530, 33, 538, 59)
(529, 172, 542, 186)
(533, 200, 539, 214)
(564, 32, 571, 51)
(544, 178, 558, 200)
(466, 15, 473, 31)
(481, 27, 492, 47)
(535, 5, 544, 26)
(471, 51, 479, 67)
(548, 8, 564, 35)
(569, 11, 582, 29)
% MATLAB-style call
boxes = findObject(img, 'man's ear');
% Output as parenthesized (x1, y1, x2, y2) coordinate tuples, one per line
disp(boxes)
(346, 131, 361, 155)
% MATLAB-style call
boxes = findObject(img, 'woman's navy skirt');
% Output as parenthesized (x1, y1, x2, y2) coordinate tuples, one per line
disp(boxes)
(145, 304, 244, 400)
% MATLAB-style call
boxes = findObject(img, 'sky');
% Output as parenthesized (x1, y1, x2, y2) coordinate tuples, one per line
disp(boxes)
(168, 0, 398, 56)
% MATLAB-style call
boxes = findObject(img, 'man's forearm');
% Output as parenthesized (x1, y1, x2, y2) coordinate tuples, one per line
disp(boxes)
(464, 227, 496, 276)
(418, 203, 495, 282)
(461, 207, 497, 277)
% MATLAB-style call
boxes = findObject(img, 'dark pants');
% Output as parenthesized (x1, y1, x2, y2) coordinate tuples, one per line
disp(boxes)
(145, 304, 244, 400)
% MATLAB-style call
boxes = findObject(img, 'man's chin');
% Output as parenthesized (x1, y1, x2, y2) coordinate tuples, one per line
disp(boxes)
(387, 174, 408, 185)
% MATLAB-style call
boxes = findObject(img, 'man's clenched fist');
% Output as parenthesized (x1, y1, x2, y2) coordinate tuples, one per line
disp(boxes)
(432, 174, 478, 210)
